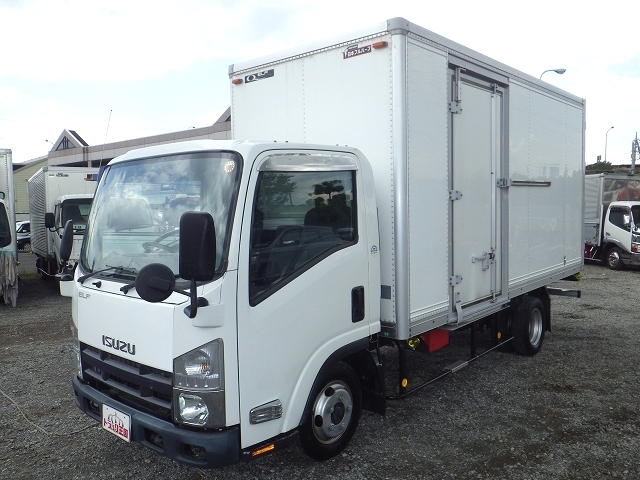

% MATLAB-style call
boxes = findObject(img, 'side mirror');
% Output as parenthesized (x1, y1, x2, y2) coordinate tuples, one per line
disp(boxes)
(45, 212, 55, 229)
(179, 211, 216, 281)
(59, 220, 74, 263)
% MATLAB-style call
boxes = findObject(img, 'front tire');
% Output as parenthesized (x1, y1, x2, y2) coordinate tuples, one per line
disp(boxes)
(299, 362, 361, 461)
(605, 247, 624, 270)
(512, 296, 545, 356)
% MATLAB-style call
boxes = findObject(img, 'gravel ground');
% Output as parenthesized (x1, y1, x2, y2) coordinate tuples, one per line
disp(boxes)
(1, 263, 638, 479)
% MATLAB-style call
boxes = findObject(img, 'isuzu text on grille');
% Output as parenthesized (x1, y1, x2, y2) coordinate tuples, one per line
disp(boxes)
(102, 335, 136, 355)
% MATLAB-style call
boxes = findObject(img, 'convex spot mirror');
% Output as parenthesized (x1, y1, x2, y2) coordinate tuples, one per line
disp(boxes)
(135, 263, 176, 303)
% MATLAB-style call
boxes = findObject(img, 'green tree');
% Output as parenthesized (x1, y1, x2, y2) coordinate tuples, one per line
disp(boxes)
(587, 161, 614, 174)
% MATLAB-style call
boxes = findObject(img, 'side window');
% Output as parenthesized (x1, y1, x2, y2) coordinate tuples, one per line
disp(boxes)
(0, 203, 10, 248)
(54, 204, 61, 228)
(609, 208, 631, 231)
(249, 170, 357, 305)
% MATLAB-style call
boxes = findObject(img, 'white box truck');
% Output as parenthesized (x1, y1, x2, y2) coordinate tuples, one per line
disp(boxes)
(64, 18, 584, 468)
(584, 173, 640, 269)
(27, 166, 98, 279)
(0, 148, 18, 306)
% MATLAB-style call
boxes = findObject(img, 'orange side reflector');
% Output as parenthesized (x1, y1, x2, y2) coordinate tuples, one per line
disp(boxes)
(372, 41, 388, 49)
(251, 444, 275, 457)
(232, 78, 243, 84)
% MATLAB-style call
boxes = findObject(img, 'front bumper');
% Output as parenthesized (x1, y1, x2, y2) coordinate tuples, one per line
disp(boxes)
(73, 376, 240, 468)
(622, 250, 640, 266)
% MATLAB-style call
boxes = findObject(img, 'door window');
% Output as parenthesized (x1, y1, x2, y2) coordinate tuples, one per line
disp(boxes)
(249, 170, 357, 305)
(609, 207, 631, 231)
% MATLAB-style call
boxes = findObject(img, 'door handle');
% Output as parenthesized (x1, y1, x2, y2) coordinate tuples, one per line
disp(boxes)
(351, 286, 365, 323)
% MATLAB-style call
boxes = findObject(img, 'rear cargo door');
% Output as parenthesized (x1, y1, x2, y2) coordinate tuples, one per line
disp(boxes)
(450, 68, 504, 309)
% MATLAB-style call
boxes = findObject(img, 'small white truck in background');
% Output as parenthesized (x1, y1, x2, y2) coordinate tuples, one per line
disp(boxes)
(0, 148, 18, 306)
(65, 18, 584, 468)
(27, 166, 98, 278)
(584, 173, 640, 269)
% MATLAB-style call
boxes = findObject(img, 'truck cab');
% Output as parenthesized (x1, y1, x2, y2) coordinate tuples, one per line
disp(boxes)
(65, 140, 382, 467)
(601, 201, 640, 269)
(46, 194, 93, 270)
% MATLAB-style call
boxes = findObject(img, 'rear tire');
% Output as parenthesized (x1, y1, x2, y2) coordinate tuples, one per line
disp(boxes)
(512, 296, 545, 356)
(605, 247, 624, 270)
(299, 362, 361, 461)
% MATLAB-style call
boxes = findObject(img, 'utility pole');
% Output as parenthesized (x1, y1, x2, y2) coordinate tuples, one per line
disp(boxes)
(631, 133, 639, 176)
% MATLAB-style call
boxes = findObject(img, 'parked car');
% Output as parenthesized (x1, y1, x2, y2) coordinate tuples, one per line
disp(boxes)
(16, 220, 30, 251)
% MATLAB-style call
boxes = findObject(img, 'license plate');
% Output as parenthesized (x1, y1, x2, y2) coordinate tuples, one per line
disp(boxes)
(102, 404, 131, 442)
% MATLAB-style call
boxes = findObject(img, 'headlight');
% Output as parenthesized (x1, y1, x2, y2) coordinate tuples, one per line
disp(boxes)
(174, 339, 224, 390)
(173, 339, 225, 428)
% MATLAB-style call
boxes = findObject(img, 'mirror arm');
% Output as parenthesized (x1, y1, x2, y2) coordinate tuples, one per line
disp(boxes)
(183, 278, 208, 318)
(189, 278, 197, 318)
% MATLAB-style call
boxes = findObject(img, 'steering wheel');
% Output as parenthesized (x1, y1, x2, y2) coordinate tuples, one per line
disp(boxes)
(142, 229, 179, 253)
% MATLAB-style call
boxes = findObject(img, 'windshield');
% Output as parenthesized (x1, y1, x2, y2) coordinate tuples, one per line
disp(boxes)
(632, 206, 640, 228)
(81, 151, 242, 280)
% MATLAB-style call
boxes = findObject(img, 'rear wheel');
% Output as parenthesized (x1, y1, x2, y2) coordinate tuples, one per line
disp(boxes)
(299, 362, 361, 461)
(512, 296, 545, 356)
(605, 247, 624, 270)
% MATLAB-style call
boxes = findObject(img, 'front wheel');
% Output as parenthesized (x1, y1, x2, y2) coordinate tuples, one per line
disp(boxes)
(605, 247, 624, 270)
(299, 362, 361, 461)
(512, 296, 545, 356)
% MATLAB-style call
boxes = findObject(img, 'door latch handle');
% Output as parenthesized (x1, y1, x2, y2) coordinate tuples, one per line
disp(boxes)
(472, 252, 494, 271)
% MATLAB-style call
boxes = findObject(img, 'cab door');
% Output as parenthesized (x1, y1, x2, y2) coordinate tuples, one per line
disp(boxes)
(235, 150, 373, 449)
(605, 205, 632, 251)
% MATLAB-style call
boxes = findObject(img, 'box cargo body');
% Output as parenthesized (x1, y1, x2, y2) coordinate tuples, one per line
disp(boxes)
(27, 166, 98, 275)
(230, 17, 585, 339)
(0, 148, 18, 306)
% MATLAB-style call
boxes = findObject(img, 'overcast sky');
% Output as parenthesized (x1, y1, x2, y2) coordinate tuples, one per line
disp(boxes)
(1, 0, 638, 165)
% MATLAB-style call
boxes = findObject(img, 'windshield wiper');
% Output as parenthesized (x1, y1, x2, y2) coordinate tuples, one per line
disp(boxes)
(78, 265, 137, 284)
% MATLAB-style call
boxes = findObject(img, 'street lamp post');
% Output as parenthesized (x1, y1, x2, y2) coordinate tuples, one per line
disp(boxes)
(540, 68, 567, 80)
(605, 126, 614, 163)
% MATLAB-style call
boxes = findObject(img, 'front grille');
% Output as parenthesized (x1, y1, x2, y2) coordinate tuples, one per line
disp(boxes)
(81, 343, 173, 420)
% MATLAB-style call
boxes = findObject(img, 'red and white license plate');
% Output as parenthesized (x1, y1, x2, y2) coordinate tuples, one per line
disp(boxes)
(102, 404, 131, 442)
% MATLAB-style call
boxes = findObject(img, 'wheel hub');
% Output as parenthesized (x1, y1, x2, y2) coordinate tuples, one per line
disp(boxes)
(311, 381, 353, 444)
(529, 308, 543, 347)
(608, 250, 621, 268)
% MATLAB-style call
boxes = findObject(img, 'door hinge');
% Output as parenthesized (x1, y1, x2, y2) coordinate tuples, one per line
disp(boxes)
(449, 275, 463, 286)
(448, 101, 462, 114)
(449, 66, 466, 114)
(449, 190, 463, 201)
(497, 178, 512, 188)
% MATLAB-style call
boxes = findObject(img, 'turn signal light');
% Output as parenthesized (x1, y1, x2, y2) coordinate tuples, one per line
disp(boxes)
(372, 41, 388, 49)
(232, 78, 243, 84)
(251, 444, 275, 457)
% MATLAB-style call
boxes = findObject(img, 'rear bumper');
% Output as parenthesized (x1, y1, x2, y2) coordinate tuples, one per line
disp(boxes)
(72, 376, 240, 468)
